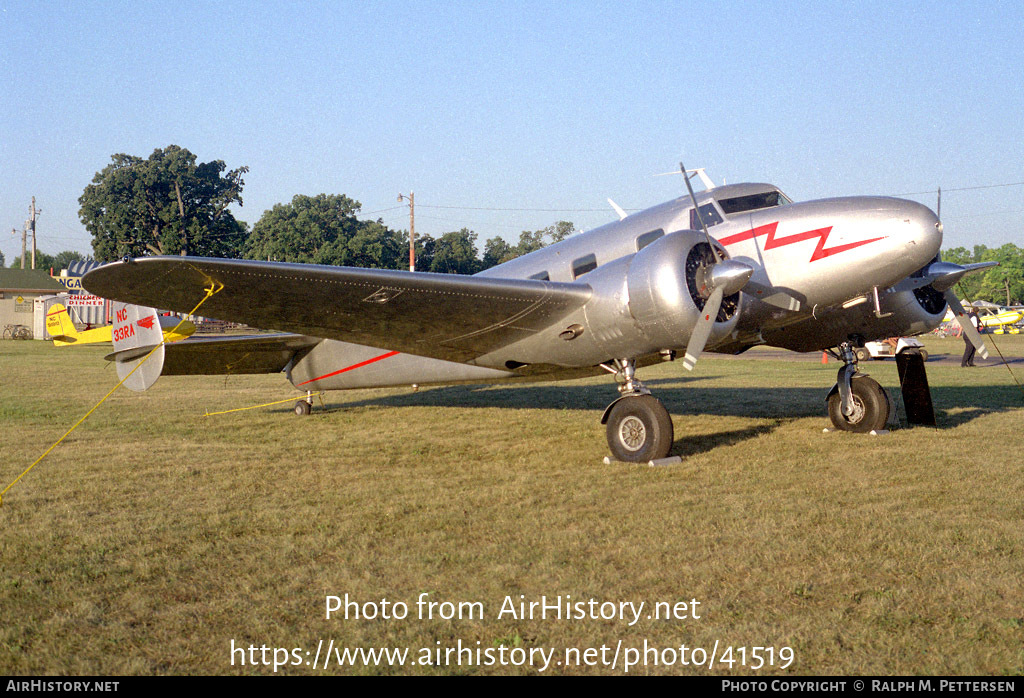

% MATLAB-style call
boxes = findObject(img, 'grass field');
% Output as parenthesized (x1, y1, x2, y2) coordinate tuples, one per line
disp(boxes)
(2, 336, 1023, 675)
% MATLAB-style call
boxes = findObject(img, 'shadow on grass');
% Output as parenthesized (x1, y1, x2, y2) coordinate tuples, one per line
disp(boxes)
(670, 420, 788, 457)
(303, 379, 1021, 429)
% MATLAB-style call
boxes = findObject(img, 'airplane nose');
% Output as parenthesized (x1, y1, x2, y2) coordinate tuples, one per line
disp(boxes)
(909, 198, 937, 255)
(897, 198, 943, 266)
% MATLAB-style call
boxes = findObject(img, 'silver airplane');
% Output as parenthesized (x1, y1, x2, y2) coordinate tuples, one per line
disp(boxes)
(82, 171, 993, 463)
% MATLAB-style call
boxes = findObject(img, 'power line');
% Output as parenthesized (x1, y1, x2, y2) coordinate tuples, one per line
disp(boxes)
(373, 179, 1024, 216)
(360, 204, 407, 216)
(895, 181, 1024, 197)
(419, 204, 637, 212)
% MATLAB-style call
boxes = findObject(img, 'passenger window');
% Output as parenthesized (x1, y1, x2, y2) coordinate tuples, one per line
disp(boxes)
(529, 270, 550, 281)
(571, 253, 598, 279)
(690, 203, 723, 229)
(636, 228, 665, 251)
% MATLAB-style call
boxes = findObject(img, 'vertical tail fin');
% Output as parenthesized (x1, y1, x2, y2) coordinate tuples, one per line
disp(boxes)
(46, 304, 80, 345)
(107, 302, 166, 392)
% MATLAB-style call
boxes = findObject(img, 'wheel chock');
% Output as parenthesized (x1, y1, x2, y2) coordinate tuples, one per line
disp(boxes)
(603, 455, 684, 467)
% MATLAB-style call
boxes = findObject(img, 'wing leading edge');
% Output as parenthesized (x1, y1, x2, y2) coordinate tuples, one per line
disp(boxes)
(83, 257, 592, 364)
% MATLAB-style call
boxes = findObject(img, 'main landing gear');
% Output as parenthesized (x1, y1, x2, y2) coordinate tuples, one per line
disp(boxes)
(601, 359, 674, 463)
(825, 341, 891, 433)
(295, 391, 314, 416)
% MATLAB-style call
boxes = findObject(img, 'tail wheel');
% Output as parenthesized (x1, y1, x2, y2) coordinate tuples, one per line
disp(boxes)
(827, 378, 889, 433)
(605, 395, 674, 462)
(855, 347, 869, 362)
(294, 400, 312, 416)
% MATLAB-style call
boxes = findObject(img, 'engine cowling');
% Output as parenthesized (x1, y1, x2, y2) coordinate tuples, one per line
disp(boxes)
(625, 230, 742, 351)
(871, 284, 948, 339)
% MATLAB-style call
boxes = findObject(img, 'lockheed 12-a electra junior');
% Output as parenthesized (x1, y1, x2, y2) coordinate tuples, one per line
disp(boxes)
(83, 168, 994, 463)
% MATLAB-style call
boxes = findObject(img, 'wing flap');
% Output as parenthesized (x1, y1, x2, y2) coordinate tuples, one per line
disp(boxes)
(159, 334, 322, 375)
(83, 258, 592, 363)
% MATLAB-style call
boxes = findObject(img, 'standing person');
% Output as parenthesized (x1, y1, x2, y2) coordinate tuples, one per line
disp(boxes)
(962, 310, 981, 367)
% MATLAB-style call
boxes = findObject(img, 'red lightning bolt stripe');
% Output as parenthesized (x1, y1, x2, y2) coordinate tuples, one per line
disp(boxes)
(136, 316, 156, 330)
(718, 222, 886, 263)
(297, 350, 400, 387)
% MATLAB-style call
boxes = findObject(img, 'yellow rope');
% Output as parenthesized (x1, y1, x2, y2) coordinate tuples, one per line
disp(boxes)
(0, 282, 223, 506)
(203, 393, 324, 417)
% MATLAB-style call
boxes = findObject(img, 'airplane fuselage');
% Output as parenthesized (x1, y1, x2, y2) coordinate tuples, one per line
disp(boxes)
(478, 183, 943, 355)
(287, 183, 947, 390)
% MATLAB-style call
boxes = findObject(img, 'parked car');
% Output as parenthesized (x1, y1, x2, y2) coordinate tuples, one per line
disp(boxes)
(856, 337, 928, 362)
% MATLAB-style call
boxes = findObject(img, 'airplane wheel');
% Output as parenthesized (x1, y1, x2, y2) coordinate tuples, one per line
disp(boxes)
(827, 378, 889, 433)
(605, 395, 674, 463)
(855, 348, 869, 362)
(919, 350, 929, 362)
(294, 400, 312, 416)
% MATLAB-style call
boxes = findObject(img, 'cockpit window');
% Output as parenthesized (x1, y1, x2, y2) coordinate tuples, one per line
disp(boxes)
(717, 191, 791, 215)
(690, 203, 723, 229)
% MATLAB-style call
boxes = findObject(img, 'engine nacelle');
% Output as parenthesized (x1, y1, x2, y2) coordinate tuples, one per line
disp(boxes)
(763, 282, 948, 352)
(580, 230, 743, 359)
(865, 284, 948, 339)
(478, 230, 746, 369)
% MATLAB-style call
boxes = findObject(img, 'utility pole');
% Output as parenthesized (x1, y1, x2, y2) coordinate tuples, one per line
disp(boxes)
(29, 197, 38, 269)
(398, 191, 415, 271)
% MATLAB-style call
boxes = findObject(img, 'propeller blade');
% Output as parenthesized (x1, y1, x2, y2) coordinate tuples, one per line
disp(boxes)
(680, 160, 722, 264)
(682, 286, 724, 371)
(945, 290, 989, 359)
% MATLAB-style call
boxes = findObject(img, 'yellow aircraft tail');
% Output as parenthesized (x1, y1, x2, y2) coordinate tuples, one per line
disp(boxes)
(46, 304, 87, 346)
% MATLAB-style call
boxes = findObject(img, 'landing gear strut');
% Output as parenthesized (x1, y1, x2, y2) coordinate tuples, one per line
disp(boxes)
(825, 341, 890, 433)
(601, 359, 674, 462)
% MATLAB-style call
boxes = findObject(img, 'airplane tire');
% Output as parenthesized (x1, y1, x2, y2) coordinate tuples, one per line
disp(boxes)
(827, 378, 889, 433)
(855, 348, 869, 362)
(294, 400, 311, 416)
(605, 395, 674, 463)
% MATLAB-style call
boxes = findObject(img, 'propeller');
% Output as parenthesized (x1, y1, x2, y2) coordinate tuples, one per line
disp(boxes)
(945, 290, 989, 360)
(911, 259, 997, 359)
(679, 161, 753, 370)
(682, 259, 753, 370)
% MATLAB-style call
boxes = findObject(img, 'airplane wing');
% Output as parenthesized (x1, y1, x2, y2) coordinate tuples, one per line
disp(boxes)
(83, 257, 592, 364)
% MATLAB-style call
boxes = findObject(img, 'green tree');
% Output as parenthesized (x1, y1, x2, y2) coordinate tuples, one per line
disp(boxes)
(480, 220, 576, 270)
(245, 193, 404, 268)
(9, 250, 55, 270)
(52, 250, 92, 271)
(8, 250, 91, 271)
(413, 233, 436, 271)
(482, 236, 513, 268)
(942, 244, 1024, 305)
(430, 229, 481, 274)
(79, 145, 249, 261)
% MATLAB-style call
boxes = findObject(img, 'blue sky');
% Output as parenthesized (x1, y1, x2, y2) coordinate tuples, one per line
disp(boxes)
(2, 0, 1022, 265)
